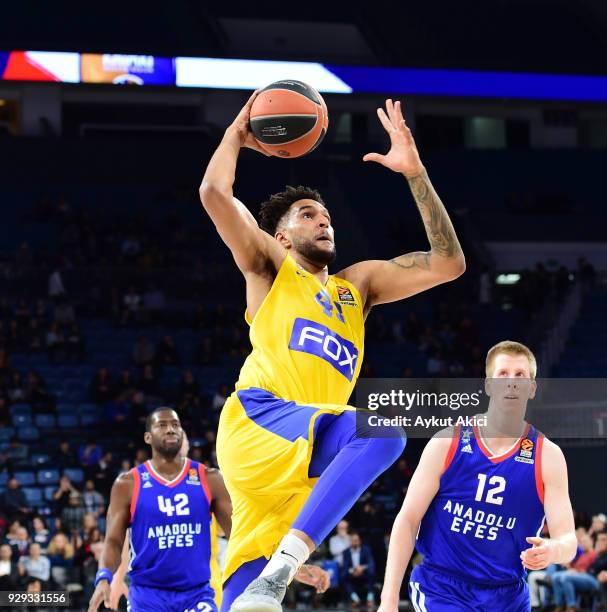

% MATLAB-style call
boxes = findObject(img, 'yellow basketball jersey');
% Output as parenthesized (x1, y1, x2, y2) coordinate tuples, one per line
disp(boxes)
(236, 253, 365, 404)
(218, 253, 366, 582)
(209, 516, 222, 607)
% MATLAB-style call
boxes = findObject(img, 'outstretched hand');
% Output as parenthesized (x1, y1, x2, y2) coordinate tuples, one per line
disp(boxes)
(227, 90, 271, 156)
(294, 564, 331, 593)
(520, 536, 553, 570)
(363, 99, 424, 178)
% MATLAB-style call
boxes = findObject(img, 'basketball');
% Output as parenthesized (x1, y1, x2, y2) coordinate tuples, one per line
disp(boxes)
(249, 80, 328, 158)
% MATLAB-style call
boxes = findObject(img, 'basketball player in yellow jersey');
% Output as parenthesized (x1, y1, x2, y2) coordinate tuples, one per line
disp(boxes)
(200, 93, 465, 612)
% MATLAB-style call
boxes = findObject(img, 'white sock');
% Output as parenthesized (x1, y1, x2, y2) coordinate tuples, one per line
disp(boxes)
(260, 533, 310, 581)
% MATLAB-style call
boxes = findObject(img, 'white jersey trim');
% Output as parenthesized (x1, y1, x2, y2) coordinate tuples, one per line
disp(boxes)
(145, 457, 188, 486)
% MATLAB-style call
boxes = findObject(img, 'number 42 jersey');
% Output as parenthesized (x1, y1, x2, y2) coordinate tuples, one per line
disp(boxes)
(129, 458, 213, 591)
(416, 423, 546, 584)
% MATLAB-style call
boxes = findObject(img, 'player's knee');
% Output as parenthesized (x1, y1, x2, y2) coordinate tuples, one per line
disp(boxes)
(367, 433, 406, 468)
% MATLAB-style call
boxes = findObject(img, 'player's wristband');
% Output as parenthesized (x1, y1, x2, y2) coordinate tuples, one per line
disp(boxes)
(95, 568, 113, 586)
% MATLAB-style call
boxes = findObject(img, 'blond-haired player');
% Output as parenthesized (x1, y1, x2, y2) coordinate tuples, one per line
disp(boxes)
(379, 341, 577, 612)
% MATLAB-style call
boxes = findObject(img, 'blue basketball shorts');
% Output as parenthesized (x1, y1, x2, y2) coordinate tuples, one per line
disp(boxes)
(409, 563, 530, 612)
(127, 581, 217, 612)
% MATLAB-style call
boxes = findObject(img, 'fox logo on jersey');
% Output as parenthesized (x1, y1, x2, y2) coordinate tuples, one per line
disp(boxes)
(289, 318, 359, 380)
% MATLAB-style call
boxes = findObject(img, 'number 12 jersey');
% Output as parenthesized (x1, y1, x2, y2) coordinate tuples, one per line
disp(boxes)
(416, 423, 546, 584)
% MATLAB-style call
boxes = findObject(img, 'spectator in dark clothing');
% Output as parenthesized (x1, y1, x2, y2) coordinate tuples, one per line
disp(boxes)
(130, 391, 148, 427)
(61, 493, 86, 534)
(1, 478, 30, 522)
(53, 475, 79, 512)
(66, 323, 85, 361)
(7, 526, 30, 558)
(92, 452, 116, 498)
(31, 516, 50, 551)
(82, 480, 105, 518)
(6, 438, 28, 470)
(342, 533, 376, 606)
(155, 335, 181, 366)
(25, 370, 52, 406)
(104, 400, 131, 433)
(89, 368, 113, 403)
(79, 440, 102, 467)
(46, 322, 66, 363)
(177, 369, 203, 417)
(114, 369, 136, 403)
(138, 365, 162, 400)
(0, 543, 19, 589)
(55, 440, 78, 469)
(7, 371, 27, 403)
(196, 336, 217, 365)
(121, 287, 141, 326)
(132, 336, 155, 367)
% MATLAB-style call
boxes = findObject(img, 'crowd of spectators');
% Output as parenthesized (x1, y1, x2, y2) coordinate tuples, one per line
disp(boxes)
(0, 294, 85, 366)
(527, 518, 607, 611)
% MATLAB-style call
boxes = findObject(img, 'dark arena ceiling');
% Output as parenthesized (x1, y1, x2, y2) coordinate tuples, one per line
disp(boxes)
(2, 0, 607, 75)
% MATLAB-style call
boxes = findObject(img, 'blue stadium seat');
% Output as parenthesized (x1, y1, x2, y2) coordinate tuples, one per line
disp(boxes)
(63, 468, 84, 484)
(78, 403, 99, 416)
(11, 414, 32, 427)
(37, 469, 60, 485)
(56, 403, 78, 416)
(22, 487, 43, 505)
(17, 426, 39, 441)
(80, 414, 100, 427)
(0, 427, 15, 442)
(35, 414, 56, 428)
(44, 486, 56, 502)
(57, 415, 78, 428)
(9, 404, 31, 417)
(0, 473, 8, 486)
(30, 453, 51, 465)
(14, 471, 36, 486)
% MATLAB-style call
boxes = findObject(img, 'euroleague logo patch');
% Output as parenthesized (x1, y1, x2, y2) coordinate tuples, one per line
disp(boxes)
(186, 468, 200, 485)
(336, 286, 357, 306)
(515, 438, 534, 464)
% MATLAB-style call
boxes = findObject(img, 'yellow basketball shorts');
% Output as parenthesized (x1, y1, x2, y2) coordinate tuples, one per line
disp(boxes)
(216, 387, 353, 583)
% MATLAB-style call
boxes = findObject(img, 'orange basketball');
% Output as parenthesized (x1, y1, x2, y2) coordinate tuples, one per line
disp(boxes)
(249, 80, 328, 158)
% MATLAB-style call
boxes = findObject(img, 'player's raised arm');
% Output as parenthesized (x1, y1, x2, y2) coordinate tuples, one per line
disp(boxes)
(88, 472, 133, 612)
(199, 91, 284, 274)
(379, 433, 452, 612)
(340, 100, 465, 310)
(520, 439, 576, 570)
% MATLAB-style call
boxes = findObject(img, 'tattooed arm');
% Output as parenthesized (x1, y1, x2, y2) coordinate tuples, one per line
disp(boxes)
(339, 99, 465, 312)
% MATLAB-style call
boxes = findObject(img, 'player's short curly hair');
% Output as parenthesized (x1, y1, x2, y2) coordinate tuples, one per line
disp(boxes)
(258, 185, 325, 236)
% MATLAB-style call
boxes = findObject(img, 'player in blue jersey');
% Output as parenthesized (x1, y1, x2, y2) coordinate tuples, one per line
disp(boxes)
(88, 408, 232, 612)
(379, 341, 578, 612)
(88, 408, 329, 612)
